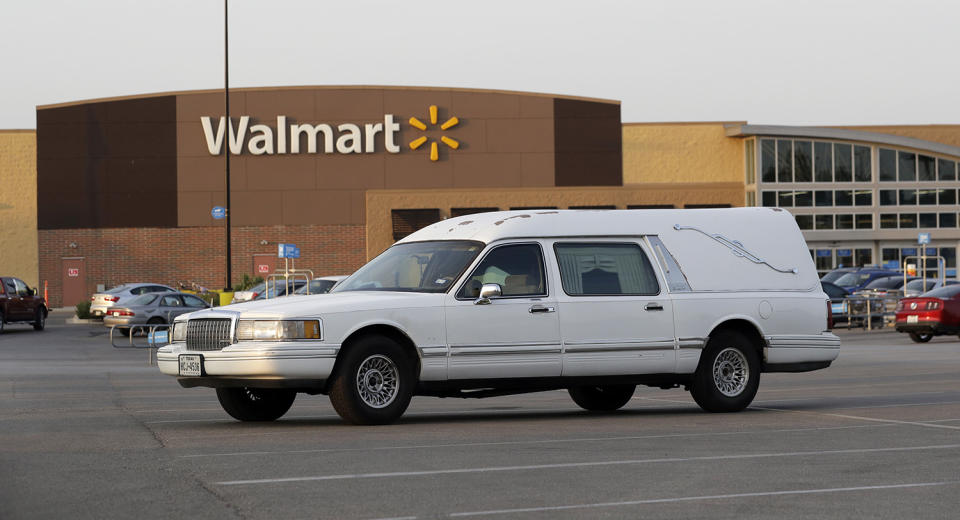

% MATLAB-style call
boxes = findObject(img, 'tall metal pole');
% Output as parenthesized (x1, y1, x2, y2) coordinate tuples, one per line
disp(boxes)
(224, 0, 232, 291)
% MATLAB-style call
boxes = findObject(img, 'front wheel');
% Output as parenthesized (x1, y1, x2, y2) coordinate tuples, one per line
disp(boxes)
(909, 332, 933, 343)
(216, 387, 296, 421)
(569, 385, 636, 411)
(690, 330, 760, 413)
(33, 308, 46, 331)
(329, 335, 415, 425)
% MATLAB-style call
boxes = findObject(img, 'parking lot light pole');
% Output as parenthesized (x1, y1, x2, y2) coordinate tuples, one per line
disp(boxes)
(224, 0, 232, 292)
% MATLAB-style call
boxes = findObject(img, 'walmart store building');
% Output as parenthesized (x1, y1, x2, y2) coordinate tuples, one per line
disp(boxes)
(2, 85, 960, 307)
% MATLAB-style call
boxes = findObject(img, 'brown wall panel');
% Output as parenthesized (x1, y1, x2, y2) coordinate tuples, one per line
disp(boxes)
(245, 155, 315, 191)
(315, 155, 386, 190)
(450, 92, 521, 119)
(553, 98, 622, 186)
(452, 154, 524, 188)
(486, 119, 554, 153)
(315, 89, 385, 119)
(37, 96, 177, 229)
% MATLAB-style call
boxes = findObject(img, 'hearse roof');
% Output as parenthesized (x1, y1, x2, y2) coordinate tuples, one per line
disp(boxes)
(401, 208, 820, 292)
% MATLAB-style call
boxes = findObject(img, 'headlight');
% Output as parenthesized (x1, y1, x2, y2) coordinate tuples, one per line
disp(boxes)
(236, 320, 322, 341)
(172, 321, 187, 342)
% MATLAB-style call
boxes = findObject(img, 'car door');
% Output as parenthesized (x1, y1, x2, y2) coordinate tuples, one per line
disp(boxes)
(445, 242, 562, 380)
(14, 279, 40, 318)
(3, 278, 28, 320)
(551, 240, 677, 376)
(158, 294, 184, 322)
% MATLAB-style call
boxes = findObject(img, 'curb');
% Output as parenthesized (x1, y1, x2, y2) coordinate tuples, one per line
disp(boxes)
(65, 317, 100, 325)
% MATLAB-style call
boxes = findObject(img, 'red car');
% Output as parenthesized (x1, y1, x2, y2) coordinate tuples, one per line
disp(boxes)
(0, 277, 48, 333)
(895, 285, 960, 343)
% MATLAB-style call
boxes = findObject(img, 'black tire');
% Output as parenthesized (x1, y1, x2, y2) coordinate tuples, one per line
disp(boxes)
(568, 385, 636, 411)
(33, 307, 46, 331)
(216, 387, 296, 422)
(909, 332, 933, 343)
(690, 329, 760, 413)
(117, 327, 130, 337)
(329, 335, 416, 425)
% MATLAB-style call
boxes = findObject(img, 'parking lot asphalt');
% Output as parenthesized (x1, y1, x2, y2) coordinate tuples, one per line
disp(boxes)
(1, 312, 959, 519)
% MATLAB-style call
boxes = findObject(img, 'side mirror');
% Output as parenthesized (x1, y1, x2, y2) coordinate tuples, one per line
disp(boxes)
(32, 288, 39, 296)
(475, 283, 502, 305)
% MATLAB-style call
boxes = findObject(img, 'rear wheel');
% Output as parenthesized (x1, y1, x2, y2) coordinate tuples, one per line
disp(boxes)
(216, 387, 296, 421)
(568, 385, 636, 411)
(690, 330, 760, 413)
(329, 335, 415, 425)
(909, 332, 933, 343)
(0, 311, 5, 334)
(33, 307, 46, 331)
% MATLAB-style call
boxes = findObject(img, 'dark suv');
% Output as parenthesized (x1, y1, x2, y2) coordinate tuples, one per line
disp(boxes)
(0, 277, 48, 333)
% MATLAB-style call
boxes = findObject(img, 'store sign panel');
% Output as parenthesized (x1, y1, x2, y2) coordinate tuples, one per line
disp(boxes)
(200, 105, 460, 162)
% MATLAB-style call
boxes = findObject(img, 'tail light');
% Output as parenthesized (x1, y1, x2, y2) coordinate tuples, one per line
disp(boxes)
(826, 300, 833, 330)
(105, 296, 120, 302)
(927, 300, 941, 310)
(116, 310, 135, 317)
(251, 292, 258, 300)
(90, 296, 95, 301)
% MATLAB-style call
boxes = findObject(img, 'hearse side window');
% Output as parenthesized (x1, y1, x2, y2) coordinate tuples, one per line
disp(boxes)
(458, 243, 547, 299)
(554, 243, 659, 296)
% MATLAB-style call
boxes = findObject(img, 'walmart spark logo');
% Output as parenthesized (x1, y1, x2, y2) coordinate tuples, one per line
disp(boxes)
(408, 105, 460, 161)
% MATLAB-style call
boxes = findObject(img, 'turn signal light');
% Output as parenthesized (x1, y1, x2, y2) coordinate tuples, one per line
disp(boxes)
(105, 296, 120, 302)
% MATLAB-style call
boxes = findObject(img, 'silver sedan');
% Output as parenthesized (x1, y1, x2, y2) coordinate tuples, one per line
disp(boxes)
(103, 292, 209, 335)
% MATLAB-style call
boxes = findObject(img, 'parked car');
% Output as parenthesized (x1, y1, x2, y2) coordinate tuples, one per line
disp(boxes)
(253, 279, 307, 300)
(895, 285, 960, 342)
(90, 283, 176, 317)
(902, 279, 960, 298)
(157, 208, 838, 425)
(830, 268, 902, 292)
(231, 282, 265, 304)
(824, 281, 884, 328)
(0, 277, 47, 333)
(293, 276, 349, 295)
(820, 268, 855, 284)
(103, 292, 210, 336)
(854, 275, 913, 298)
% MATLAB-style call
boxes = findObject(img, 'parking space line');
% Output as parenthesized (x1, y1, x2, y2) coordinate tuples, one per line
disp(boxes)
(178, 423, 893, 459)
(447, 481, 960, 517)
(213, 443, 960, 486)
(754, 406, 960, 431)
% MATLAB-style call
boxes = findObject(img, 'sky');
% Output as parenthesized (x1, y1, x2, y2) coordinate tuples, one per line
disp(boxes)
(3, 0, 958, 128)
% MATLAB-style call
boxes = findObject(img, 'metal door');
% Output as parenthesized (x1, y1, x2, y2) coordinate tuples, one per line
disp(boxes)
(61, 258, 86, 307)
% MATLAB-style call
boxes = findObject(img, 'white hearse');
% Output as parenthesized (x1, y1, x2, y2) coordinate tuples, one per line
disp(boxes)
(157, 208, 838, 425)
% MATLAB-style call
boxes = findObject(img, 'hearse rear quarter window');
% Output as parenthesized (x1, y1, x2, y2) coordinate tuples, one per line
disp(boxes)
(554, 243, 659, 296)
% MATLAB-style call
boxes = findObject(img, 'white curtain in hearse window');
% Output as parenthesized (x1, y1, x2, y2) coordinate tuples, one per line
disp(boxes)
(554, 243, 659, 296)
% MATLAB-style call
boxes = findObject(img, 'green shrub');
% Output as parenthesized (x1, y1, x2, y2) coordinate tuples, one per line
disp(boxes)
(233, 274, 264, 292)
(75, 300, 92, 319)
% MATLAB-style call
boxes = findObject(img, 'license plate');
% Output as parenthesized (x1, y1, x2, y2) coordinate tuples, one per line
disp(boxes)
(179, 354, 202, 376)
(907, 315, 919, 324)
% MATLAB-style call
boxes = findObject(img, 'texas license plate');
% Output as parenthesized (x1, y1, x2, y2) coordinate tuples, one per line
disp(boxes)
(179, 354, 202, 376)
(907, 315, 919, 324)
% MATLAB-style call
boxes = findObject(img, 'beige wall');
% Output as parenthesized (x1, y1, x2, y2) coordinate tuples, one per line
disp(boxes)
(365, 183, 744, 257)
(0, 131, 39, 287)
(622, 122, 746, 184)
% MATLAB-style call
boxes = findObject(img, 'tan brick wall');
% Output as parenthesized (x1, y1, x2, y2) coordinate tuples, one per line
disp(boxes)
(622, 122, 746, 184)
(0, 131, 39, 288)
(39, 224, 365, 307)
(365, 183, 745, 258)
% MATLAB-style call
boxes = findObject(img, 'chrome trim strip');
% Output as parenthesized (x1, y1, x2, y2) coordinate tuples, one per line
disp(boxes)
(450, 343, 562, 356)
(673, 224, 798, 275)
(565, 345, 673, 354)
(564, 339, 675, 353)
(419, 346, 448, 358)
(765, 333, 841, 348)
(677, 337, 706, 349)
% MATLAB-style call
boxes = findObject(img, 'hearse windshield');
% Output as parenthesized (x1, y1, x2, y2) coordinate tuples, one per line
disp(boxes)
(334, 241, 483, 293)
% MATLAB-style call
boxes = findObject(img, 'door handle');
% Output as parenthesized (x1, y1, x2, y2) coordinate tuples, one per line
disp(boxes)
(529, 304, 556, 314)
(644, 303, 664, 311)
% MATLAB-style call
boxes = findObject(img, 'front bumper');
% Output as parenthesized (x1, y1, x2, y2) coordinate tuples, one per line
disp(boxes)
(157, 341, 340, 381)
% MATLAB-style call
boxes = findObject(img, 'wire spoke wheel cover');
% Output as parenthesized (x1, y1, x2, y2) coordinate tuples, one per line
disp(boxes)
(712, 347, 748, 396)
(355, 354, 400, 408)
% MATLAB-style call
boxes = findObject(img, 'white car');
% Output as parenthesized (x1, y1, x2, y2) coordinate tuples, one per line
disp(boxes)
(90, 283, 176, 317)
(158, 208, 838, 425)
(294, 275, 349, 295)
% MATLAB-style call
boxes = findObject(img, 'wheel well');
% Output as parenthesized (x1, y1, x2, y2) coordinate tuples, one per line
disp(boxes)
(328, 325, 422, 391)
(708, 319, 766, 363)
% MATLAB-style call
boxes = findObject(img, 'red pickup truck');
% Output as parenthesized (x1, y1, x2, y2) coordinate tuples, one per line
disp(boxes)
(0, 277, 47, 333)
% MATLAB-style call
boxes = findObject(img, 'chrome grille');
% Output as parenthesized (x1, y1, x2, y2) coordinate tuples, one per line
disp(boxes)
(186, 318, 232, 351)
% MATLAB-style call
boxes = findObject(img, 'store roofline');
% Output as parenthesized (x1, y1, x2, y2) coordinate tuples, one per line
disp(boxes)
(726, 124, 960, 158)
